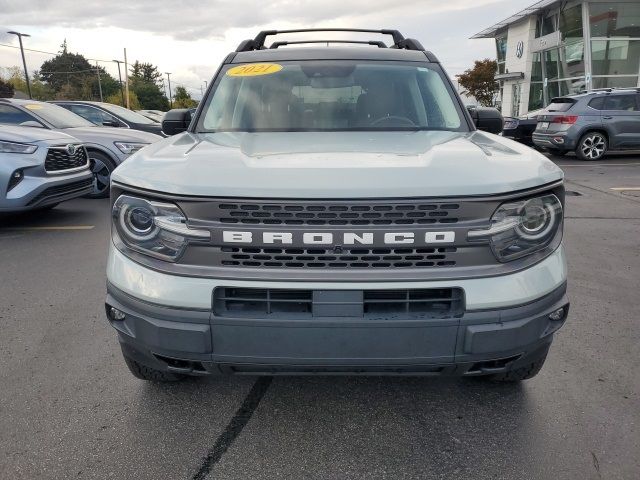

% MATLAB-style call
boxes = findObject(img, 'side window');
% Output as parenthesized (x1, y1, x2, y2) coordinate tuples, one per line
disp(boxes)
(70, 105, 120, 125)
(603, 95, 638, 111)
(588, 97, 605, 110)
(0, 104, 38, 125)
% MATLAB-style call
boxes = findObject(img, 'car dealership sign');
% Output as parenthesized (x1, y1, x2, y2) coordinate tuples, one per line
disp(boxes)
(531, 31, 561, 53)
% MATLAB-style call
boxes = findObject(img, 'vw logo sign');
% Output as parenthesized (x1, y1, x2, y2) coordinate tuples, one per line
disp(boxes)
(66, 144, 77, 155)
(516, 41, 524, 58)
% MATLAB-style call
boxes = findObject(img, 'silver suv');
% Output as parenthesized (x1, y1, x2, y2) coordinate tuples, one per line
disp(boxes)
(105, 28, 568, 384)
(532, 88, 640, 160)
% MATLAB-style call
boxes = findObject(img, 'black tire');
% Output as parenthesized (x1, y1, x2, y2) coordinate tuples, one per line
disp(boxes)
(123, 356, 185, 382)
(547, 148, 568, 156)
(575, 131, 607, 161)
(485, 352, 548, 382)
(86, 150, 116, 199)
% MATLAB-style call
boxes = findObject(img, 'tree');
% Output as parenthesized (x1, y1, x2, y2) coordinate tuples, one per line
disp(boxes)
(456, 59, 499, 107)
(173, 86, 197, 108)
(105, 91, 141, 110)
(130, 61, 163, 87)
(38, 40, 118, 100)
(0, 77, 14, 98)
(3, 66, 55, 100)
(131, 81, 169, 110)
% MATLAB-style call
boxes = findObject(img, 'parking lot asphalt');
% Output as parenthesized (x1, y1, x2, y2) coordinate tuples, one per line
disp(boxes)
(1, 153, 639, 480)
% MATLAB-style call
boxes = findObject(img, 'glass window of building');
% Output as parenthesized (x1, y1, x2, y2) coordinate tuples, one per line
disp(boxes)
(528, 83, 544, 111)
(531, 52, 543, 82)
(536, 14, 558, 37)
(590, 3, 640, 38)
(593, 76, 639, 88)
(591, 40, 640, 76)
(559, 4, 583, 39)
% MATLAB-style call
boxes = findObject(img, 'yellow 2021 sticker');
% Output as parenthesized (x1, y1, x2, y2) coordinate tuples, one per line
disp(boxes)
(227, 63, 283, 77)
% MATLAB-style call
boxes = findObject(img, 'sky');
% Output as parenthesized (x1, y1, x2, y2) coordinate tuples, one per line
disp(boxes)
(0, 0, 535, 100)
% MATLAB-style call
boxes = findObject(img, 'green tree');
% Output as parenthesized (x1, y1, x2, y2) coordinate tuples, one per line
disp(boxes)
(130, 61, 163, 86)
(456, 59, 499, 107)
(131, 81, 169, 110)
(173, 86, 197, 108)
(0, 77, 15, 98)
(38, 40, 118, 100)
(105, 91, 141, 110)
(3, 66, 55, 100)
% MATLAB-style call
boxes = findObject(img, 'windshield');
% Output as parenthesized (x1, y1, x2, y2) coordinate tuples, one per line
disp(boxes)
(100, 103, 156, 124)
(24, 102, 95, 129)
(197, 61, 466, 132)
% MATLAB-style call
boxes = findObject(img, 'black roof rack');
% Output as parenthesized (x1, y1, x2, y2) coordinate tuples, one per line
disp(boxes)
(236, 28, 425, 52)
(270, 40, 387, 49)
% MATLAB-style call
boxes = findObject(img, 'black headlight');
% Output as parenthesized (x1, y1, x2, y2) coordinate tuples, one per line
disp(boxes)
(112, 195, 210, 262)
(468, 193, 563, 262)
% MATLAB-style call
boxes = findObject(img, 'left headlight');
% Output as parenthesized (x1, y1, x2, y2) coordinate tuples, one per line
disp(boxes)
(0, 140, 38, 154)
(468, 193, 563, 262)
(114, 142, 148, 155)
(112, 195, 210, 261)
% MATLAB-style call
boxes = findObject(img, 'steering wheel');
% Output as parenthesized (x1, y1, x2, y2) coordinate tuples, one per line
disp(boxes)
(370, 115, 417, 127)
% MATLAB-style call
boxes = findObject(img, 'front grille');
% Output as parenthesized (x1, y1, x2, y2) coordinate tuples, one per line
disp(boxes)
(27, 177, 93, 206)
(45, 145, 88, 172)
(218, 201, 460, 225)
(219, 246, 458, 268)
(213, 287, 464, 319)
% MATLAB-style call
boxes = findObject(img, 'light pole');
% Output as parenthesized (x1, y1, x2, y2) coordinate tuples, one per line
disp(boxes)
(7, 31, 31, 99)
(112, 59, 125, 106)
(165, 72, 173, 108)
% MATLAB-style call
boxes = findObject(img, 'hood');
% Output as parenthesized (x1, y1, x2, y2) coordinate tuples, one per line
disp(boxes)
(62, 126, 163, 144)
(112, 130, 563, 198)
(0, 124, 77, 143)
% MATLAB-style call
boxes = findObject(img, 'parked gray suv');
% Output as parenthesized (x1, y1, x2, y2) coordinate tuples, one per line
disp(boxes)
(532, 88, 640, 160)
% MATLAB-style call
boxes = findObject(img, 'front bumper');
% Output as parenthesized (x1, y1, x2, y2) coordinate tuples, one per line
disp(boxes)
(105, 246, 569, 376)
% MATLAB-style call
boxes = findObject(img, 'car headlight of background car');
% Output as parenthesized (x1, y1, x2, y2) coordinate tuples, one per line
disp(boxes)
(0, 140, 38, 154)
(112, 195, 210, 261)
(114, 142, 149, 155)
(468, 193, 563, 262)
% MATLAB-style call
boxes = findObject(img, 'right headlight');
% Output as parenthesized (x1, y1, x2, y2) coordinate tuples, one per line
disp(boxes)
(0, 140, 37, 154)
(112, 195, 210, 262)
(468, 193, 563, 262)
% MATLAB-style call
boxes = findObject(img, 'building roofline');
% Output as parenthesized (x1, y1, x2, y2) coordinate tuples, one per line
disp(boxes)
(471, 0, 562, 39)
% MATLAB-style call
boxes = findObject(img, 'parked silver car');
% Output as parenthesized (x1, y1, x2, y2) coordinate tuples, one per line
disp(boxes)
(1, 125, 92, 212)
(0, 99, 162, 197)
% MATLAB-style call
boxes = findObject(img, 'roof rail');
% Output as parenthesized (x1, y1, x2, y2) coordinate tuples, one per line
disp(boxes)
(579, 87, 640, 94)
(236, 28, 425, 52)
(270, 40, 387, 49)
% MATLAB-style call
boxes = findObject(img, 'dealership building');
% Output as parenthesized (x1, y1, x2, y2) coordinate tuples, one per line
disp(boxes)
(472, 0, 640, 116)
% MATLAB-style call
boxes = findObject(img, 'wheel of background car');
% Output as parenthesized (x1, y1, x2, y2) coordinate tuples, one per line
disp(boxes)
(86, 151, 116, 199)
(547, 149, 568, 157)
(370, 115, 416, 127)
(576, 132, 607, 161)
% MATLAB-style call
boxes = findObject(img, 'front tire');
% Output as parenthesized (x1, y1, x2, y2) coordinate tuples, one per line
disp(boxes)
(86, 151, 116, 198)
(124, 356, 185, 382)
(576, 132, 607, 161)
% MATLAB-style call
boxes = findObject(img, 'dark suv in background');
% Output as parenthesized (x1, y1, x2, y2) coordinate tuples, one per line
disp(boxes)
(532, 88, 640, 160)
(52, 101, 166, 137)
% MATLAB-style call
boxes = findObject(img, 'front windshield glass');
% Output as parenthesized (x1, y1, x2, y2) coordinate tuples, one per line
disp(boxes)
(198, 61, 466, 132)
(100, 103, 156, 124)
(24, 102, 94, 129)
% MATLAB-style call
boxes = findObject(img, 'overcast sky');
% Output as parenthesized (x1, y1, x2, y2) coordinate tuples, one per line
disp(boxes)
(0, 0, 534, 99)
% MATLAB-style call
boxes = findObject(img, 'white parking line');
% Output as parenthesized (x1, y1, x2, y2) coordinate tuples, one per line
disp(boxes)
(610, 187, 640, 191)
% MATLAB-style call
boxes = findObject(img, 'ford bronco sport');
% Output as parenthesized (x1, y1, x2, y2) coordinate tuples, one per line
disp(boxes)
(105, 29, 569, 382)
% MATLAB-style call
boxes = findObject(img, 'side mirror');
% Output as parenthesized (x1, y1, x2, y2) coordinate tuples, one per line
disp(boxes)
(162, 109, 192, 136)
(467, 106, 504, 134)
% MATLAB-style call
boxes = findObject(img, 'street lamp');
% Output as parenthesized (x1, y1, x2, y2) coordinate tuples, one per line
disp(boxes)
(165, 72, 173, 108)
(7, 31, 31, 99)
(112, 59, 125, 106)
